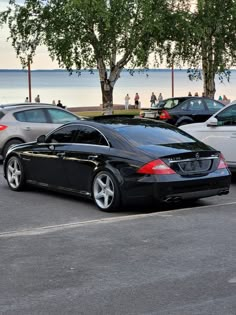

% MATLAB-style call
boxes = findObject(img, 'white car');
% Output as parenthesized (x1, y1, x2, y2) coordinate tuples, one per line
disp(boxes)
(180, 101, 236, 171)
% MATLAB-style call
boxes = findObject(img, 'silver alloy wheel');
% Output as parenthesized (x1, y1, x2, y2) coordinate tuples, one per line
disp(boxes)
(93, 173, 115, 209)
(7, 157, 22, 189)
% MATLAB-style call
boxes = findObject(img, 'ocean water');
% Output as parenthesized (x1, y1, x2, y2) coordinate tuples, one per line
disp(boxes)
(0, 69, 235, 108)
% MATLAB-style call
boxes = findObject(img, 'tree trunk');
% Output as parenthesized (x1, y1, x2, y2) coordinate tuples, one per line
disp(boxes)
(202, 41, 216, 99)
(97, 58, 122, 115)
(100, 80, 114, 115)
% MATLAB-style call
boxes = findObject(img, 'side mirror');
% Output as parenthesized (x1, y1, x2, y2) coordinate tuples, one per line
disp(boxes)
(37, 135, 46, 143)
(206, 117, 218, 126)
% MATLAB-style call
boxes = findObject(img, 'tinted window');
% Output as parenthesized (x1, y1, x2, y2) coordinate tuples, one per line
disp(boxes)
(14, 109, 48, 123)
(115, 125, 195, 145)
(0, 111, 5, 119)
(47, 126, 78, 143)
(164, 99, 180, 109)
(180, 99, 205, 111)
(47, 108, 78, 124)
(205, 99, 224, 111)
(216, 105, 236, 126)
(75, 126, 108, 145)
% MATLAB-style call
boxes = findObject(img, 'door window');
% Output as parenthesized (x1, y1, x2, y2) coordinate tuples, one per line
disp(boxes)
(47, 108, 79, 124)
(216, 105, 236, 126)
(205, 99, 224, 111)
(47, 126, 78, 143)
(14, 109, 48, 123)
(188, 99, 205, 111)
(75, 126, 108, 146)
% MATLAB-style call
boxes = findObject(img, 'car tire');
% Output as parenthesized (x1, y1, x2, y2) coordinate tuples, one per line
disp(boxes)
(6, 155, 25, 191)
(92, 170, 121, 212)
(3, 139, 24, 159)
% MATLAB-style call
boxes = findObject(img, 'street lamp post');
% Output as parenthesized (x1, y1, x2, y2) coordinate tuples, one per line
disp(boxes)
(19, 42, 32, 102)
(171, 62, 174, 97)
(27, 57, 32, 102)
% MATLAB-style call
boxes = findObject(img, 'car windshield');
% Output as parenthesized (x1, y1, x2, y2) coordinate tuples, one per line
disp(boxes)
(114, 124, 196, 146)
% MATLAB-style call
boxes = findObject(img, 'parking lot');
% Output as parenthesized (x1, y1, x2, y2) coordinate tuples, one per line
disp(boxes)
(0, 164, 236, 314)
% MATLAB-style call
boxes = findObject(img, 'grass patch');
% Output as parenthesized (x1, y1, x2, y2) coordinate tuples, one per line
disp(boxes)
(76, 109, 140, 117)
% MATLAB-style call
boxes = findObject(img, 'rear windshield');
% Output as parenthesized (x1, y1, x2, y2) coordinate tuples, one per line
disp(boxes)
(115, 124, 195, 145)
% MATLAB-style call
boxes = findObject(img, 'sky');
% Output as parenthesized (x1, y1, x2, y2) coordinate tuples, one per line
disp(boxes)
(0, 0, 196, 70)
(0, 0, 58, 69)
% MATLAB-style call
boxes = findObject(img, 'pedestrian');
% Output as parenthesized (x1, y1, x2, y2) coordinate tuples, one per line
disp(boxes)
(52, 100, 56, 105)
(124, 94, 130, 110)
(150, 92, 157, 107)
(35, 94, 40, 103)
(188, 92, 192, 96)
(223, 94, 228, 101)
(57, 100, 65, 108)
(134, 93, 140, 109)
(25, 97, 29, 102)
(158, 93, 163, 102)
(202, 92, 206, 97)
(194, 92, 199, 97)
(218, 95, 223, 101)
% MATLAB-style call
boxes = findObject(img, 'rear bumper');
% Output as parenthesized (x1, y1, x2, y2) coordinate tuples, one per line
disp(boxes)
(122, 169, 231, 205)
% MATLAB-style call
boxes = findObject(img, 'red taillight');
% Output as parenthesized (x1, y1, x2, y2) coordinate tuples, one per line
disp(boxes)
(159, 110, 171, 120)
(217, 154, 228, 169)
(137, 159, 176, 175)
(0, 125, 8, 131)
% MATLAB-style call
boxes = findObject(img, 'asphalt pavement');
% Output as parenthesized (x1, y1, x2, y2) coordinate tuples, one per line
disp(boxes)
(0, 165, 236, 315)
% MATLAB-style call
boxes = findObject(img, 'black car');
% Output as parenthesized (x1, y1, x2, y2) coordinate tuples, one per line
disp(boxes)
(140, 97, 225, 126)
(3, 116, 231, 211)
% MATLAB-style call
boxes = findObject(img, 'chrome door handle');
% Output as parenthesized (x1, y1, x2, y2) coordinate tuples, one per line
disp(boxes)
(23, 127, 31, 131)
(57, 152, 65, 157)
(88, 155, 98, 160)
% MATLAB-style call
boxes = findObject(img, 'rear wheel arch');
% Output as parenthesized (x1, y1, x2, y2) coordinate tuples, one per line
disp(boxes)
(176, 117, 194, 127)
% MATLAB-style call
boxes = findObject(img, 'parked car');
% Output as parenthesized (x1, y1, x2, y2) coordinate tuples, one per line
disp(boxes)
(0, 103, 83, 159)
(3, 116, 230, 212)
(180, 101, 236, 171)
(140, 97, 224, 126)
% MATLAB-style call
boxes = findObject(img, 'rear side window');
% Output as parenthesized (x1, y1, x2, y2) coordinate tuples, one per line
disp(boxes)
(14, 109, 48, 123)
(205, 99, 224, 111)
(0, 111, 5, 119)
(115, 125, 195, 145)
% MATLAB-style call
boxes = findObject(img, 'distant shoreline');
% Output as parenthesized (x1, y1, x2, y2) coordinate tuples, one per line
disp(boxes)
(0, 68, 190, 72)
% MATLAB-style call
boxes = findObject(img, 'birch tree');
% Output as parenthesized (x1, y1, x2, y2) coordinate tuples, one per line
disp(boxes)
(1, 0, 168, 112)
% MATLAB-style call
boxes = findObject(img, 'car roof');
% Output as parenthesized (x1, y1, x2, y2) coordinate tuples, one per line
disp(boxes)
(0, 104, 64, 113)
(64, 115, 171, 130)
(0, 102, 55, 108)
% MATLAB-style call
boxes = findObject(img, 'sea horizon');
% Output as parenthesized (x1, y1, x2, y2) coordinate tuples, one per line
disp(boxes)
(0, 68, 235, 107)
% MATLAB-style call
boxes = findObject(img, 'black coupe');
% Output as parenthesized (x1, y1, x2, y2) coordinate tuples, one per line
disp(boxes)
(3, 116, 231, 211)
(140, 97, 224, 126)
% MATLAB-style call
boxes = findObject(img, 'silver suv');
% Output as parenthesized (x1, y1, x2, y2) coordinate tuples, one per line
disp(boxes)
(0, 103, 82, 159)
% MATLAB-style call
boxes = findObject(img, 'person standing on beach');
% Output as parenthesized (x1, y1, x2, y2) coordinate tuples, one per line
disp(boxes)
(134, 93, 140, 109)
(158, 93, 163, 102)
(150, 92, 157, 107)
(25, 97, 29, 102)
(35, 94, 40, 103)
(124, 94, 130, 110)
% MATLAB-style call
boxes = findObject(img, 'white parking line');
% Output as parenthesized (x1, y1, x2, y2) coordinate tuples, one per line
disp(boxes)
(1, 201, 236, 238)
